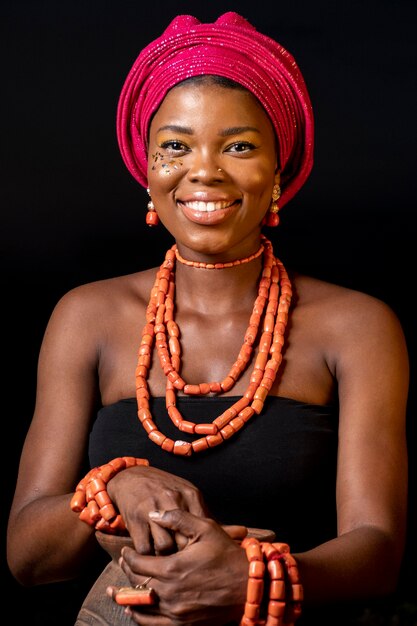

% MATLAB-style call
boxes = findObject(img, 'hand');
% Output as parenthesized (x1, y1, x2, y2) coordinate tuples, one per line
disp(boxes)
(107, 509, 248, 626)
(107, 466, 209, 555)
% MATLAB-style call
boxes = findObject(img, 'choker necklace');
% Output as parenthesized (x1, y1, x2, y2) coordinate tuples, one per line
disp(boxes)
(135, 235, 292, 456)
(175, 243, 264, 269)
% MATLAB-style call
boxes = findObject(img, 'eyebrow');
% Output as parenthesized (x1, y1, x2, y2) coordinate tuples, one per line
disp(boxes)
(156, 125, 260, 136)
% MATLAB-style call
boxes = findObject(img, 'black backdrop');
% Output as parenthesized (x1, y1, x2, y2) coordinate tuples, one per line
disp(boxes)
(2, 1, 416, 624)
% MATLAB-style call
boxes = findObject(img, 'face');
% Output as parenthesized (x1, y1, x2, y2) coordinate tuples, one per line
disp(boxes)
(147, 81, 279, 259)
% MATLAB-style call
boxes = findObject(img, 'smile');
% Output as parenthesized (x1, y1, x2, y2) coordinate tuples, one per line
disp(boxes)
(180, 200, 236, 212)
(178, 199, 239, 225)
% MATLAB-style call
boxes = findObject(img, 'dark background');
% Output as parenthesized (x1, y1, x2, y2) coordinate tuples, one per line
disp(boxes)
(2, 1, 416, 624)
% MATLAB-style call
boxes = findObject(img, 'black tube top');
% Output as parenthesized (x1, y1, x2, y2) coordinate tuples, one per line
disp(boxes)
(89, 395, 338, 553)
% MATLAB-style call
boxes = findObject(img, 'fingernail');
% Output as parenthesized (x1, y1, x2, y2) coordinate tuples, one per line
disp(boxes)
(149, 510, 163, 519)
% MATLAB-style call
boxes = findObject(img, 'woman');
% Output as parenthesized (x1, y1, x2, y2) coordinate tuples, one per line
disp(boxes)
(7, 12, 409, 626)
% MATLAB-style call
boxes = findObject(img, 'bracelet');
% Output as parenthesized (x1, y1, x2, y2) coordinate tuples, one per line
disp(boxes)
(70, 456, 149, 534)
(240, 537, 303, 626)
(240, 537, 266, 625)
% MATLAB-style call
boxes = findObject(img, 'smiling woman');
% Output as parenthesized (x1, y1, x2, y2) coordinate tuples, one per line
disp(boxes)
(6, 10, 409, 626)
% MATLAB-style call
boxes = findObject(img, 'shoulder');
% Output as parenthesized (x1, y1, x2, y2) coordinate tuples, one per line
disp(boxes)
(291, 272, 408, 374)
(51, 268, 157, 318)
(292, 272, 403, 334)
(42, 268, 157, 343)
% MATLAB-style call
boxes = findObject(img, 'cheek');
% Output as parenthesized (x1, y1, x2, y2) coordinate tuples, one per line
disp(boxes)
(240, 164, 274, 196)
(148, 150, 183, 184)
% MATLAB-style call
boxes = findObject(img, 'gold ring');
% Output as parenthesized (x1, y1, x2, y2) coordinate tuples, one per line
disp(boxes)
(136, 576, 153, 590)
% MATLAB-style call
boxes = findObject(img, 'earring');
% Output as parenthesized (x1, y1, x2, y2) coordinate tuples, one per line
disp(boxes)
(146, 188, 159, 226)
(262, 183, 281, 227)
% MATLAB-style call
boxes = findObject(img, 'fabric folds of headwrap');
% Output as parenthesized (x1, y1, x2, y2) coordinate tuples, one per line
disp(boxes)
(116, 12, 314, 209)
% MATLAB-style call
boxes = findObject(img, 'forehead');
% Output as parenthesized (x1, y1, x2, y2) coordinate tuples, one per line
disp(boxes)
(150, 82, 275, 133)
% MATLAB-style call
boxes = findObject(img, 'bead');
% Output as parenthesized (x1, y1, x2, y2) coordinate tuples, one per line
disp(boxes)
(221, 376, 235, 392)
(148, 430, 167, 446)
(244, 602, 260, 620)
(220, 424, 235, 439)
(206, 433, 224, 447)
(268, 559, 285, 580)
(183, 384, 201, 395)
(249, 560, 265, 578)
(178, 420, 196, 434)
(247, 576, 264, 604)
(269, 580, 285, 600)
(161, 437, 175, 452)
(146, 210, 159, 226)
(290, 584, 303, 602)
(173, 440, 192, 456)
(70, 491, 86, 512)
(229, 417, 245, 432)
(194, 423, 219, 435)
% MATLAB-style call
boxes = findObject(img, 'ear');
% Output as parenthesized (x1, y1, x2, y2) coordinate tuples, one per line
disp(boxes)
(274, 170, 281, 186)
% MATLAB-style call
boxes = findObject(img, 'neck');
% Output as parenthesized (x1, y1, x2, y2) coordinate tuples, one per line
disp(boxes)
(175, 256, 263, 315)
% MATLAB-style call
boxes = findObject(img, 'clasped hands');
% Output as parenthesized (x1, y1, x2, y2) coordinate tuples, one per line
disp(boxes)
(105, 465, 248, 625)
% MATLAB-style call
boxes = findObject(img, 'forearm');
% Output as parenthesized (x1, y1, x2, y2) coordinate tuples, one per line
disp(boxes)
(296, 526, 403, 606)
(7, 493, 98, 586)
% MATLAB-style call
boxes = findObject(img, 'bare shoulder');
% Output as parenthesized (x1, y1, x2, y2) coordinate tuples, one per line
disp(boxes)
(290, 272, 409, 388)
(50, 268, 156, 319)
(41, 267, 158, 349)
(292, 272, 405, 338)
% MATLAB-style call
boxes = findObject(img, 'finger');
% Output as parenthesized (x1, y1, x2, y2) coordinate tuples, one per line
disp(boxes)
(222, 524, 248, 541)
(125, 605, 170, 625)
(148, 508, 214, 540)
(149, 520, 177, 555)
(128, 521, 154, 555)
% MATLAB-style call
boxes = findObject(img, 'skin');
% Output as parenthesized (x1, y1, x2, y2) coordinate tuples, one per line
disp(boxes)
(7, 82, 409, 625)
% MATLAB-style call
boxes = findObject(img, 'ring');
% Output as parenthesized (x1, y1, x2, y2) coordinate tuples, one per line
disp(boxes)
(112, 577, 156, 606)
(136, 576, 153, 590)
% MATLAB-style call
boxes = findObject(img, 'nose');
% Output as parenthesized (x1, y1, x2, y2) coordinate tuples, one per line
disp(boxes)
(186, 149, 224, 183)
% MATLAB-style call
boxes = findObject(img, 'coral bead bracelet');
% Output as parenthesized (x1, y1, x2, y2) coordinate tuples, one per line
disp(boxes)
(70, 456, 149, 535)
(240, 536, 303, 626)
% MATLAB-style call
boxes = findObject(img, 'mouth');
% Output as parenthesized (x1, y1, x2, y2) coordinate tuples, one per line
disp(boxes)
(177, 199, 240, 225)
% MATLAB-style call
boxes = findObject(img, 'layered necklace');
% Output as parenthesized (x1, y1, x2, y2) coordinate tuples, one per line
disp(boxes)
(135, 235, 292, 456)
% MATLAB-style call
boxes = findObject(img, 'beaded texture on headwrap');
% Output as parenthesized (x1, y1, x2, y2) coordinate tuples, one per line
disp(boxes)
(117, 12, 314, 209)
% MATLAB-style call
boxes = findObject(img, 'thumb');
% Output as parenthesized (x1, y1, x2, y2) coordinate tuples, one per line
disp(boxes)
(148, 508, 209, 540)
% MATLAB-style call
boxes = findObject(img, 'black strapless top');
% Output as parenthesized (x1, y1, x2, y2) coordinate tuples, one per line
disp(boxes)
(89, 395, 338, 553)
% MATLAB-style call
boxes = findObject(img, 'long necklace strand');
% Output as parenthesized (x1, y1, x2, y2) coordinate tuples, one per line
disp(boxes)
(135, 235, 292, 456)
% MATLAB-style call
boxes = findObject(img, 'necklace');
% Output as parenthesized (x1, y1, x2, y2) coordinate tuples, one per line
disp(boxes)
(175, 242, 264, 268)
(135, 235, 292, 456)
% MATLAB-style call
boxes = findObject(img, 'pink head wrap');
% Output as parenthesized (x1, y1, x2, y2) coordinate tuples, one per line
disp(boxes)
(117, 12, 314, 209)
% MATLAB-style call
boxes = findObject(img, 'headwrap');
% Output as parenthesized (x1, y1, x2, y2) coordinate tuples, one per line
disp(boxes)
(117, 12, 314, 209)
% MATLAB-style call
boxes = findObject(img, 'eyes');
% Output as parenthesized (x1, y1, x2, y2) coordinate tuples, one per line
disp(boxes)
(159, 139, 257, 156)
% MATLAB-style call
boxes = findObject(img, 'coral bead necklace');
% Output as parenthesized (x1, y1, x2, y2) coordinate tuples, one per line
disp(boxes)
(135, 235, 292, 456)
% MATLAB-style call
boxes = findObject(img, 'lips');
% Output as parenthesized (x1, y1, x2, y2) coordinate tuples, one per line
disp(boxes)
(178, 199, 239, 225)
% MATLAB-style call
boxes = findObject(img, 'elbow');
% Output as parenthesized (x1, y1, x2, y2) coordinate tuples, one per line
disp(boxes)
(7, 550, 41, 587)
(369, 529, 405, 598)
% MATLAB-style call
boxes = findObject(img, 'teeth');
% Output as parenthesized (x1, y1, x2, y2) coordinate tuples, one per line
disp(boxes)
(182, 200, 233, 212)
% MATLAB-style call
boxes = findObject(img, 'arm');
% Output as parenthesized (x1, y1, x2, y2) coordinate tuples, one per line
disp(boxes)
(296, 295, 409, 602)
(7, 287, 103, 585)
